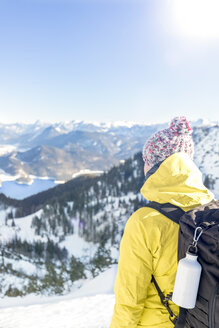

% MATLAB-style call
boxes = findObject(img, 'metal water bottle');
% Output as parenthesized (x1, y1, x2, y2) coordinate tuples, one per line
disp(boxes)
(172, 227, 203, 309)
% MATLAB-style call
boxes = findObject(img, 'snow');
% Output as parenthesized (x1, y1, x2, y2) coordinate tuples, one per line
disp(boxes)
(0, 294, 115, 328)
(0, 210, 44, 244)
(193, 126, 219, 198)
(4, 256, 39, 276)
(59, 230, 97, 259)
(0, 210, 100, 265)
(72, 169, 104, 179)
(191, 118, 219, 127)
(194, 127, 219, 177)
(0, 265, 118, 328)
(0, 169, 19, 184)
(0, 120, 218, 327)
(71, 264, 117, 298)
(54, 180, 65, 184)
(0, 145, 16, 156)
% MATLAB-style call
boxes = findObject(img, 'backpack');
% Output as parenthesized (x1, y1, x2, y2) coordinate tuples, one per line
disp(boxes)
(145, 200, 219, 328)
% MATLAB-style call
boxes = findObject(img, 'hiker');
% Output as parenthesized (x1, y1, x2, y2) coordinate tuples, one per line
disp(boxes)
(110, 117, 214, 328)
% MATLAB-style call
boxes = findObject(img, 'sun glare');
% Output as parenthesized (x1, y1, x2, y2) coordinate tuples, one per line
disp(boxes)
(171, 0, 219, 39)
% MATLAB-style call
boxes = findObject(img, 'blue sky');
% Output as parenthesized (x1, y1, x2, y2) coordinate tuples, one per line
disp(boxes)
(0, 0, 219, 124)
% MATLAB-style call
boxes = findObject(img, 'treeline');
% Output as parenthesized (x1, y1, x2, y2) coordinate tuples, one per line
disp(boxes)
(2, 152, 144, 218)
(3, 152, 146, 247)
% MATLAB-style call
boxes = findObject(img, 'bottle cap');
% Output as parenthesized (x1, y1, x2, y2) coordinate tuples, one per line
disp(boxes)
(186, 252, 198, 260)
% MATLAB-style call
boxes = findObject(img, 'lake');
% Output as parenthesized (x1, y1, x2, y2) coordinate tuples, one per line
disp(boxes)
(0, 178, 58, 200)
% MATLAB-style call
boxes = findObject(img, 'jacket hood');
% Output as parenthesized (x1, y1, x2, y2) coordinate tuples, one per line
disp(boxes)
(140, 152, 214, 210)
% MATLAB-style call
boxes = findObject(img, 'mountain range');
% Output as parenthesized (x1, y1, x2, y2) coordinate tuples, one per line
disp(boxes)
(0, 119, 218, 298)
(0, 119, 218, 184)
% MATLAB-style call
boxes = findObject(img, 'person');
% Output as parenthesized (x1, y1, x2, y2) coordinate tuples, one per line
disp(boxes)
(110, 116, 214, 328)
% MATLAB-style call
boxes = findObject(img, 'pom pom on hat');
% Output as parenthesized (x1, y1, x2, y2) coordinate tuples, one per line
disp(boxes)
(142, 116, 194, 167)
(169, 116, 193, 135)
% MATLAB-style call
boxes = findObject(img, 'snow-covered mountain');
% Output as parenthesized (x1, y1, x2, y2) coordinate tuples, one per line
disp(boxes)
(0, 137, 218, 301)
(0, 120, 166, 184)
(0, 152, 143, 297)
(193, 125, 219, 193)
(0, 119, 218, 306)
(0, 119, 218, 194)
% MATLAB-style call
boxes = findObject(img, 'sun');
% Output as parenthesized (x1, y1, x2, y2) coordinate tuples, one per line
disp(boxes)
(170, 0, 219, 39)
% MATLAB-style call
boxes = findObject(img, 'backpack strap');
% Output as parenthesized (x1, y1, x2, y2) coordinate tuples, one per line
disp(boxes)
(151, 275, 178, 325)
(147, 202, 186, 326)
(145, 201, 185, 225)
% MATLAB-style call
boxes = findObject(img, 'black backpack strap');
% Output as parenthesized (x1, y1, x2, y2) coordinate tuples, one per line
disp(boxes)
(147, 203, 186, 326)
(145, 201, 185, 225)
(151, 275, 178, 325)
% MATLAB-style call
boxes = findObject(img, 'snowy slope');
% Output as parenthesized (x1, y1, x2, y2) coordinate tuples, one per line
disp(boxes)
(0, 266, 117, 328)
(0, 205, 106, 297)
(0, 294, 115, 328)
(193, 125, 219, 198)
(0, 209, 97, 257)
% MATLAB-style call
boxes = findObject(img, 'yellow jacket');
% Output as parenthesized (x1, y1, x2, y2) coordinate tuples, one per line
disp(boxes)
(110, 153, 214, 328)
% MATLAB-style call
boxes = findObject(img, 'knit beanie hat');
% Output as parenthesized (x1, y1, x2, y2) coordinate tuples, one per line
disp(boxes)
(142, 116, 194, 167)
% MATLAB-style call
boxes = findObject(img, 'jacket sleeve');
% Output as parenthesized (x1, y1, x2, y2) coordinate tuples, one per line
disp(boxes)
(110, 209, 153, 328)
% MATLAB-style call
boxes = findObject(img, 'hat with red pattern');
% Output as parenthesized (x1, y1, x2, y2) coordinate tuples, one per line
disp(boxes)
(142, 116, 194, 167)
